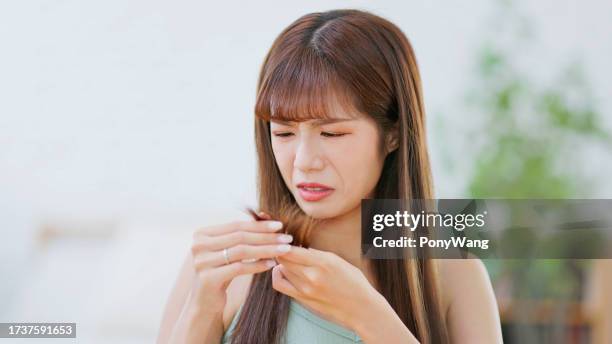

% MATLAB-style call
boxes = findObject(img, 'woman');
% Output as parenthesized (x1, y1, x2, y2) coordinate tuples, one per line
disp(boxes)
(157, 9, 502, 344)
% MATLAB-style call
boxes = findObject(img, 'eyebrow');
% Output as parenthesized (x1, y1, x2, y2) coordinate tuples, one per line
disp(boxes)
(270, 118, 354, 126)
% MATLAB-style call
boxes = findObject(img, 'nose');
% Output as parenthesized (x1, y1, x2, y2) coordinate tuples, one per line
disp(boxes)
(293, 135, 325, 172)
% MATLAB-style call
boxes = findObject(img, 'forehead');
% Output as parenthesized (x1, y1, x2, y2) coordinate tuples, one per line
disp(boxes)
(258, 64, 366, 121)
(270, 117, 356, 126)
(268, 90, 365, 124)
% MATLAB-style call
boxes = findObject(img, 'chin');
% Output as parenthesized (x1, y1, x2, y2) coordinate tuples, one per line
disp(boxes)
(296, 201, 341, 219)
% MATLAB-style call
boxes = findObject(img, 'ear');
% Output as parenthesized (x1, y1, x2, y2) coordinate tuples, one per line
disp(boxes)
(384, 126, 399, 154)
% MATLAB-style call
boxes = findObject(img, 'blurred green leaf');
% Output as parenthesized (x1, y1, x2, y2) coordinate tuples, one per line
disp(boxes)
(439, 0, 612, 304)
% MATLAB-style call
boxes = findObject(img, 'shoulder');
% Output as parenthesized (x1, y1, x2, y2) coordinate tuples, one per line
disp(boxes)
(435, 257, 503, 343)
(437, 257, 490, 292)
(436, 257, 493, 314)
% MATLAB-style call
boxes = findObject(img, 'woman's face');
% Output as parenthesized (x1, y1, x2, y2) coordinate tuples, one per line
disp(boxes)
(270, 105, 388, 219)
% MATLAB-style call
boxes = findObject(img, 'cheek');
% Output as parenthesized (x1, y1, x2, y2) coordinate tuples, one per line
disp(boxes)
(272, 143, 294, 180)
(331, 135, 383, 194)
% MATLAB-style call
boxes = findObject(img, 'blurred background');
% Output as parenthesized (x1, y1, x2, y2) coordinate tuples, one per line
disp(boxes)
(1, 0, 611, 343)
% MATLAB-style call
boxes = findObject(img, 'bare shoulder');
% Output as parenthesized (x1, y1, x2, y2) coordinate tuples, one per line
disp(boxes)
(435, 258, 503, 343)
(436, 257, 493, 313)
(437, 257, 490, 290)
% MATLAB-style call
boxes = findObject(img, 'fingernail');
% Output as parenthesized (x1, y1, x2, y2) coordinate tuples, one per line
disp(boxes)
(277, 234, 293, 243)
(277, 244, 291, 252)
(266, 259, 277, 268)
(268, 221, 283, 230)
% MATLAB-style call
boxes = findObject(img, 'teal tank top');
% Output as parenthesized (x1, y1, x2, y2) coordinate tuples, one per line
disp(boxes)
(222, 299, 363, 343)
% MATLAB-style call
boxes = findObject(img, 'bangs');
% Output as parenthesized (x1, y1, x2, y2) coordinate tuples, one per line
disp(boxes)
(255, 47, 361, 122)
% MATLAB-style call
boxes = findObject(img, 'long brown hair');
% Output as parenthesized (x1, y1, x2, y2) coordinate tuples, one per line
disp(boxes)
(230, 9, 448, 344)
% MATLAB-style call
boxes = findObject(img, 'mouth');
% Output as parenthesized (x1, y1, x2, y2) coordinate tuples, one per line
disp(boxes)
(296, 182, 335, 202)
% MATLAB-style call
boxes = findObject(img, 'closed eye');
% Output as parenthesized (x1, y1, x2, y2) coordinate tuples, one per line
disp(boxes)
(321, 132, 347, 137)
(272, 132, 347, 138)
(273, 132, 294, 137)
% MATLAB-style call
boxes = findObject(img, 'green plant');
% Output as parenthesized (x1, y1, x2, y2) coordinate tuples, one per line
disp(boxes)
(435, 1, 612, 342)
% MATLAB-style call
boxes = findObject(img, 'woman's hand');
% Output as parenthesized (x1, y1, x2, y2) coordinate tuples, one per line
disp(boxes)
(188, 215, 294, 315)
(271, 246, 384, 332)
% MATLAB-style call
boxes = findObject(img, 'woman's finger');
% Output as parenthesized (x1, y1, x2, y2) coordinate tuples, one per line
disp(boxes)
(193, 244, 291, 269)
(193, 231, 293, 251)
(271, 264, 300, 298)
(212, 259, 278, 283)
(277, 263, 307, 283)
(277, 263, 318, 299)
(276, 245, 323, 266)
(194, 220, 284, 238)
(259, 211, 272, 220)
(276, 256, 311, 275)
